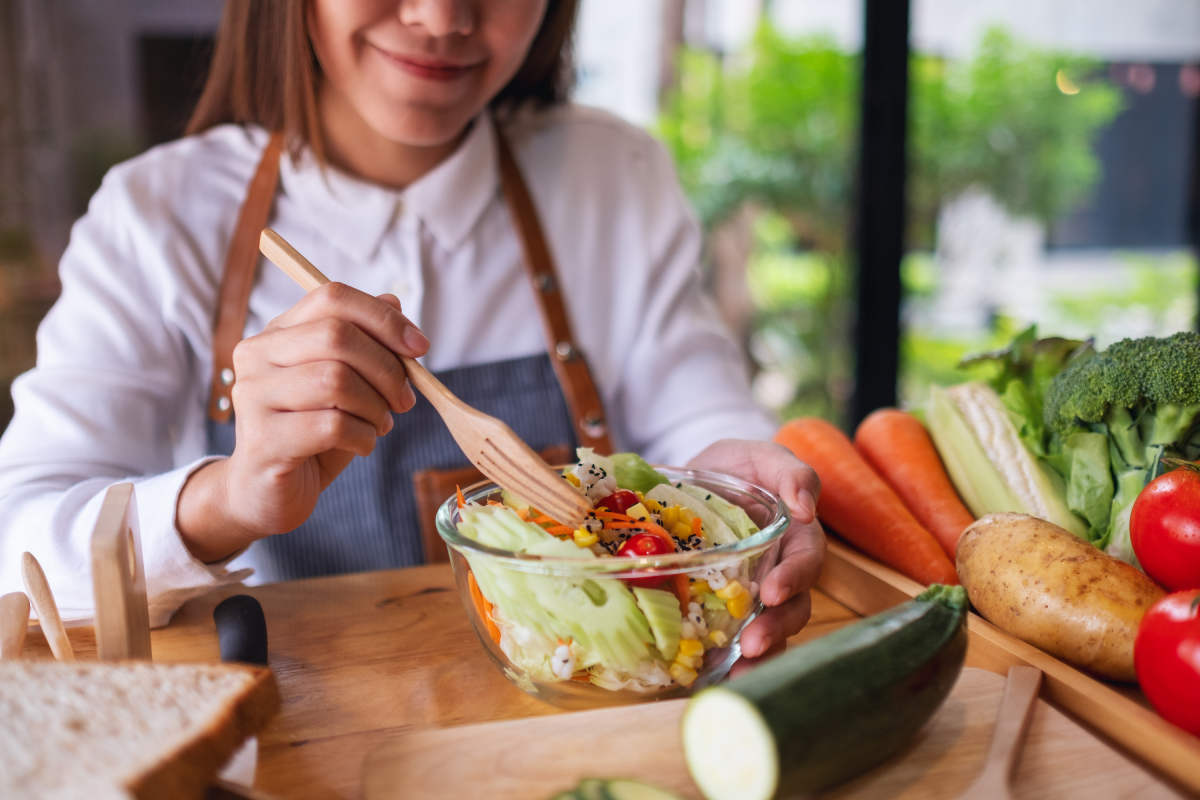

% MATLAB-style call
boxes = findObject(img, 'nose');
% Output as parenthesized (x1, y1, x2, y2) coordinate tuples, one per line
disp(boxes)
(398, 0, 475, 37)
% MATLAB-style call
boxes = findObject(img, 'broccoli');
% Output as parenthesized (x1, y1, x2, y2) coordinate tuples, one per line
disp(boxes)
(1043, 332, 1200, 564)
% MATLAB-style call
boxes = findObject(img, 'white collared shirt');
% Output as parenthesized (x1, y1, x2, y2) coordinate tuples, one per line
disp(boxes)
(0, 105, 775, 626)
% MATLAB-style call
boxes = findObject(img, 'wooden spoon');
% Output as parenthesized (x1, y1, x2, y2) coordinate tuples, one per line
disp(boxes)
(0, 591, 30, 659)
(956, 665, 1043, 800)
(259, 229, 591, 528)
(21, 551, 74, 661)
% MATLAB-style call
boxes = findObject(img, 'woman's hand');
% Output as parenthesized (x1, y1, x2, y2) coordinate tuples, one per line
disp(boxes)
(685, 439, 826, 674)
(178, 283, 428, 562)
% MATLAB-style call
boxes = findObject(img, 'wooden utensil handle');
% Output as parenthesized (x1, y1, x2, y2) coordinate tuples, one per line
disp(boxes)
(259, 229, 462, 414)
(21, 552, 74, 662)
(0, 591, 30, 660)
(971, 665, 1042, 798)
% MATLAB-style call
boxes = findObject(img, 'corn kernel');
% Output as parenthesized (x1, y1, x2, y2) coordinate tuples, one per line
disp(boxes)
(688, 580, 711, 597)
(644, 498, 663, 513)
(564, 472, 581, 487)
(678, 638, 704, 657)
(679, 508, 694, 524)
(573, 528, 598, 547)
(715, 581, 747, 601)
(672, 523, 692, 539)
(669, 663, 699, 687)
(662, 507, 679, 528)
(674, 653, 703, 669)
(726, 592, 753, 619)
(708, 630, 729, 648)
(635, 491, 645, 502)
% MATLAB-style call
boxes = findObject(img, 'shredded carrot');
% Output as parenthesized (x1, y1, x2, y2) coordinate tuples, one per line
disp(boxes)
(487, 499, 503, 507)
(571, 672, 592, 683)
(456, 485, 466, 509)
(692, 517, 702, 537)
(516, 507, 530, 521)
(672, 573, 691, 614)
(467, 569, 501, 644)
(531, 515, 557, 525)
(545, 525, 575, 536)
(593, 510, 635, 521)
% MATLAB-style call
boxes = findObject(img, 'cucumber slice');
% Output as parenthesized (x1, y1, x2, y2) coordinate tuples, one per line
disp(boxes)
(632, 587, 682, 661)
(682, 585, 968, 798)
(575, 778, 607, 800)
(602, 780, 685, 800)
(682, 691, 778, 800)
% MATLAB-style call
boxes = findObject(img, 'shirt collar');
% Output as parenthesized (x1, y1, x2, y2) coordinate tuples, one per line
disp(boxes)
(277, 114, 498, 263)
(404, 114, 498, 252)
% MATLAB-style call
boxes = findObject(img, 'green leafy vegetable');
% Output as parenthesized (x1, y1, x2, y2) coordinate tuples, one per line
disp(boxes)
(611, 452, 670, 494)
(1044, 332, 1200, 561)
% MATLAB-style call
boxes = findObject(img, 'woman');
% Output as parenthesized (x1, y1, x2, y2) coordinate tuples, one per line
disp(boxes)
(0, 0, 824, 664)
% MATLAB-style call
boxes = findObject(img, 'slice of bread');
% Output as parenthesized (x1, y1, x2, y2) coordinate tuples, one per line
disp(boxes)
(0, 661, 280, 800)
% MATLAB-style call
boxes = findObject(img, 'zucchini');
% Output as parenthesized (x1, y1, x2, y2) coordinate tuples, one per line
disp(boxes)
(681, 584, 968, 800)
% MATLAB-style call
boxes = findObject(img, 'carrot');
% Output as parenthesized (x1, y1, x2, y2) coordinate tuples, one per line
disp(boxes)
(672, 573, 691, 614)
(854, 408, 976, 561)
(467, 569, 501, 644)
(545, 525, 575, 536)
(774, 418, 959, 586)
(456, 485, 466, 509)
(593, 510, 635, 521)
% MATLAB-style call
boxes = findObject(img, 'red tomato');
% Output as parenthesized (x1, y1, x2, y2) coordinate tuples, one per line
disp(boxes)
(1135, 590, 1200, 735)
(1131, 467, 1200, 591)
(595, 490, 639, 515)
(616, 533, 674, 588)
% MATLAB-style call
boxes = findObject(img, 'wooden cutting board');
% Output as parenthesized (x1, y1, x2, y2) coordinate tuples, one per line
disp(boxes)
(363, 668, 1184, 800)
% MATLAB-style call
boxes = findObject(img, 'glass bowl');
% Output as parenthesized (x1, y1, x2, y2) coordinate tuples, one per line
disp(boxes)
(436, 466, 790, 709)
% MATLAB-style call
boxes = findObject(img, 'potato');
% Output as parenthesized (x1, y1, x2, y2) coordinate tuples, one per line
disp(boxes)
(956, 512, 1165, 682)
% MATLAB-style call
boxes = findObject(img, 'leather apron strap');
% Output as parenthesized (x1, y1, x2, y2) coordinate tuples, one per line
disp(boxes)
(493, 130, 612, 453)
(208, 131, 285, 423)
(207, 123, 612, 453)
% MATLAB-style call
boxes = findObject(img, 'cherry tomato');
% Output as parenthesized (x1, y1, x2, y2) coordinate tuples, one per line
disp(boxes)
(1135, 590, 1200, 735)
(616, 533, 674, 588)
(1130, 466, 1200, 591)
(596, 490, 639, 515)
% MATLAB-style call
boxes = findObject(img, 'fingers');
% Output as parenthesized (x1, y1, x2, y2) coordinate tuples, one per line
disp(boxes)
(687, 439, 821, 525)
(727, 639, 787, 679)
(257, 408, 380, 461)
(236, 318, 417, 413)
(267, 282, 429, 357)
(737, 591, 812, 659)
(241, 361, 396, 436)
(760, 521, 827, 607)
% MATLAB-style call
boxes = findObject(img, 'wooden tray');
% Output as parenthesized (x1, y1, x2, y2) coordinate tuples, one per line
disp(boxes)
(816, 539, 1200, 794)
(363, 667, 1182, 799)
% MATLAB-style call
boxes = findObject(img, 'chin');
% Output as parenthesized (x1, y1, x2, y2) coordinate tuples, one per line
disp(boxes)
(363, 102, 482, 148)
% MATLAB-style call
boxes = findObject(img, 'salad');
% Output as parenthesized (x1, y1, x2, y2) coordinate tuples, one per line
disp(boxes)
(456, 449, 763, 692)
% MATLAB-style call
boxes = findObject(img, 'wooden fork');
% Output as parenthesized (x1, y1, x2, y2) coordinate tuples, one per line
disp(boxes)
(259, 229, 591, 528)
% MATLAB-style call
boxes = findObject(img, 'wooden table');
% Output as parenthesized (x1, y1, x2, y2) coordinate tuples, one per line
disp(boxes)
(21, 562, 1178, 799)
(19, 565, 860, 799)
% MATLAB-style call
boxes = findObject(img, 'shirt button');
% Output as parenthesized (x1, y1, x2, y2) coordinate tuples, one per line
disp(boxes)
(217, 396, 231, 412)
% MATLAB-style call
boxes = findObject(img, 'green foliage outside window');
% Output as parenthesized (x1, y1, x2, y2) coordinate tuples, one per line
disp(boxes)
(657, 24, 1124, 425)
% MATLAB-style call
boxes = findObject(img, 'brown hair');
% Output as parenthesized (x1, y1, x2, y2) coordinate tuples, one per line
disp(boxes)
(186, 0, 579, 161)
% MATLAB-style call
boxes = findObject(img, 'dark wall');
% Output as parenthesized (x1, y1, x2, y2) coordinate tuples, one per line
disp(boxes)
(1051, 62, 1199, 249)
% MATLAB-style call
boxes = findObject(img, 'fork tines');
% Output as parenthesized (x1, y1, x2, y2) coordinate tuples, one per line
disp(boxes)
(477, 439, 590, 528)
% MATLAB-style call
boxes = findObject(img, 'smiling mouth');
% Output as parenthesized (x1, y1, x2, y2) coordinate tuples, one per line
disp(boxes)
(373, 46, 481, 82)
